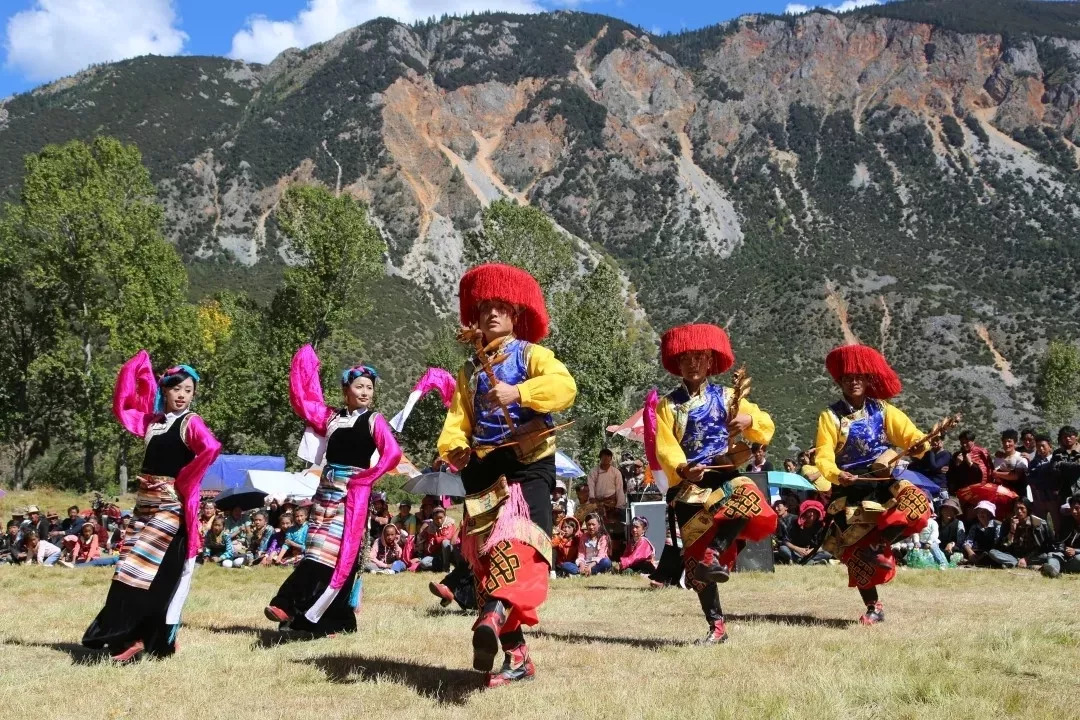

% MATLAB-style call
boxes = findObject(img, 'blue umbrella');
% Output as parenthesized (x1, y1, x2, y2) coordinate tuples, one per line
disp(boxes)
(555, 451, 585, 479)
(765, 471, 816, 491)
(894, 468, 942, 496)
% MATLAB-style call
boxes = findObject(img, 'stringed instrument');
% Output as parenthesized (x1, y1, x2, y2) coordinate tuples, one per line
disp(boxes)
(458, 325, 573, 459)
(862, 413, 963, 480)
(707, 366, 753, 471)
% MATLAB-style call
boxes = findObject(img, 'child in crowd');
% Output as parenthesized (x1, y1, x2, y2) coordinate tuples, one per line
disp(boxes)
(277, 507, 309, 565)
(553, 517, 580, 577)
(64, 521, 119, 568)
(203, 516, 243, 567)
(367, 523, 408, 574)
(265, 513, 291, 566)
(23, 531, 62, 566)
(1, 521, 21, 564)
(617, 516, 656, 574)
(418, 507, 458, 571)
(245, 511, 274, 566)
(906, 508, 949, 569)
(571, 513, 611, 576)
(963, 501, 1003, 567)
(937, 498, 966, 564)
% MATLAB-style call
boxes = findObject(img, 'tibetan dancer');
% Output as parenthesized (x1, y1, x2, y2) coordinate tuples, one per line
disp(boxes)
(264, 345, 402, 636)
(813, 344, 936, 625)
(647, 323, 777, 645)
(83, 353, 222, 661)
(438, 263, 577, 687)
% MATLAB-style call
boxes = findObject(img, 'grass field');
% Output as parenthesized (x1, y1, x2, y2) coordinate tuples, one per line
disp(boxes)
(0, 564, 1076, 720)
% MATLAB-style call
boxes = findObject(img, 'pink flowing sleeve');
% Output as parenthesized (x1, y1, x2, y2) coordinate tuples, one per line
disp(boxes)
(290, 344, 333, 436)
(113, 350, 157, 438)
(176, 414, 223, 559)
(330, 413, 403, 590)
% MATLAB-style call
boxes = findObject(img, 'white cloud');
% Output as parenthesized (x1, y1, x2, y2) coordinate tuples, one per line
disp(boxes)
(229, 0, 545, 64)
(4, 0, 187, 82)
(785, 0, 882, 16)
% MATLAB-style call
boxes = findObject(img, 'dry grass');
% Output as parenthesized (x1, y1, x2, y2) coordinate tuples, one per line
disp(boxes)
(0, 564, 1076, 720)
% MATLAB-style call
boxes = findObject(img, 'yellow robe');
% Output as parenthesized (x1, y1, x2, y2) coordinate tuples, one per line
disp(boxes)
(437, 340, 577, 464)
(813, 400, 925, 486)
(653, 384, 774, 488)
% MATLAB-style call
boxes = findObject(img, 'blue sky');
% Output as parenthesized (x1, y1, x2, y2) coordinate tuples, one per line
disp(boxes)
(0, 0, 885, 98)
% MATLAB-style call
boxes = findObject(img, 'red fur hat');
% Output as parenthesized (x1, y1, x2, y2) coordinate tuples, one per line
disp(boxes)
(458, 263, 549, 343)
(660, 323, 735, 377)
(825, 344, 902, 399)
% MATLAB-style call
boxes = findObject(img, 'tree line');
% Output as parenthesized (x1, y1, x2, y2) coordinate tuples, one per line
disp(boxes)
(0, 137, 651, 492)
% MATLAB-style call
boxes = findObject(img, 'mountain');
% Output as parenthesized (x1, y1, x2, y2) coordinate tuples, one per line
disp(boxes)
(3, 0, 1080, 446)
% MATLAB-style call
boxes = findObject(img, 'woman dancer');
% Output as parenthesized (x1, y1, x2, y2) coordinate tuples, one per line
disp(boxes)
(264, 345, 401, 636)
(813, 344, 931, 625)
(83, 353, 221, 661)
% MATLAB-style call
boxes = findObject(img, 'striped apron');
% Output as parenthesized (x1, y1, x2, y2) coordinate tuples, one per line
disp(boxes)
(114, 474, 182, 591)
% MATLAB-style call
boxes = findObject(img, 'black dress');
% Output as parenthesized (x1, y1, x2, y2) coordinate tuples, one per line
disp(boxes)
(268, 410, 376, 635)
(83, 415, 195, 657)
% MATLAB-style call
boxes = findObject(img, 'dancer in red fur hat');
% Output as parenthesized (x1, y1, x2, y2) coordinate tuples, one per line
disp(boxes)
(647, 323, 776, 645)
(438, 263, 577, 687)
(813, 344, 932, 625)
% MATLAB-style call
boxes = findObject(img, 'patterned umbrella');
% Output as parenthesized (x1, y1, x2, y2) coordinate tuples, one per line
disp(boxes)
(957, 482, 1019, 517)
(607, 408, 644, 442)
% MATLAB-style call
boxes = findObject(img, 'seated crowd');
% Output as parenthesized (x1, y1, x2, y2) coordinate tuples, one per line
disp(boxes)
(4, 426, 1079, 582)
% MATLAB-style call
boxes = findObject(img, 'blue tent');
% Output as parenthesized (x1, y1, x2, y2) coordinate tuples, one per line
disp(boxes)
(202, 455, 286, 493)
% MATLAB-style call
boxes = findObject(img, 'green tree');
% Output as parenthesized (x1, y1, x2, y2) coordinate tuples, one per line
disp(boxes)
(465, 199, 574, 291)
(550, 261, 653, 460)
(1035, 340, 1080, 427)
(3, 137, 189, 488)
(275, 184, 386, 350)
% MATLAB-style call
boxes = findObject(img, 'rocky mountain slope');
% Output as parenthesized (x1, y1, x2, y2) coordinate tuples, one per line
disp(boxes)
(3, 0, 1079, 444)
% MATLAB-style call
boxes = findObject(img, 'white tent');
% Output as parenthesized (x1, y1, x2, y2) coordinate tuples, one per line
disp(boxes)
(243, 469, 320, 501)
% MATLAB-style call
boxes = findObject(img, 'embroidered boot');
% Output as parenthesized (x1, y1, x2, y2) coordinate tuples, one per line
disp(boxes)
(696, 618, 729, 645)
(693, 548, 731, 584)
(486, 643, 536, 688)
(859, 601, 885, 625)
(428, 581, 454, 608)
(471, 600, 506, 672)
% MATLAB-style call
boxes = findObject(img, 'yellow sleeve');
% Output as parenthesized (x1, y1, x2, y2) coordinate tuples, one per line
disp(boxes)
(518, 344, 577, 413)
(734, 395, 775, 446)
(437, 367, 474, 459)
(655, 397, 688, 488)
(883, 402, 927, 459)
(814, 409, 842, 485)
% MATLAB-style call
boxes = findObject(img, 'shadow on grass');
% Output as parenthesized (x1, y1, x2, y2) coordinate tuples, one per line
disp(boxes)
(531, 628, 690, 650)
(2, 638, 106, 665)
(299, 654, 485, 705)
(727, 612, 857, 629)
(423, 606, 472, 618)
(193, 623, 325, 649)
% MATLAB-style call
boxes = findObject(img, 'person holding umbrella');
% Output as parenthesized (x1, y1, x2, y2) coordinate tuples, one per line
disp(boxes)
(437, 263, 577, 688)
(646, 323, 777, 645)
(813, 344, 933, 626)
(263, 345, 402, 636)
(83, 354, 222, 661)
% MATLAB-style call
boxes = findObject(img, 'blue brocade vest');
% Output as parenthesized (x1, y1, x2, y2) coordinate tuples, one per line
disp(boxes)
(469, 338, 553, 447)
(831, 398, 891, 472)
(669, 382, 730, 466)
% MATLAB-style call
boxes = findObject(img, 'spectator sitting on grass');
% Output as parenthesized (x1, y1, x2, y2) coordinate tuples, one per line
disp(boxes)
(776, 500, 831, 565)
(937, 498, 966, 563)
(570, 513, 611, 577)
(197, 500, 217, 539)
(617, 516, 656, 574)
(418, 507, 457, 571)
(245, 511, 273, 566)
(64, 522, 119, 567)
(2, 521, 23, 564)
(369, 492, 392, 538)
(552, 503, 566, 530)
(203, 516, 243, 567)
(223, 505, 249, 543)
(45, 511, 65, 543)
(391, 500, 418, 537)
(266, 513, 291, 565)
(963, 501, 1003, 567)
(553, 517, 580, 577)
(1042, 495, 1080, 578)
(279, 507, 309, 565)
(906, 509, 949, 569)
(22, 505, 49, 542)
(367, 523, 408, 574)
(991, 499, 1053, 570)
(23, 531, 61, 566)
(949, 431, 993, 495)
(61, 506, 85, 535)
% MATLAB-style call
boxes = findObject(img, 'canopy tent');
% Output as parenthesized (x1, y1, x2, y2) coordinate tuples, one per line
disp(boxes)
(202, 455, 286, 494)
(607, 409, 644, 442)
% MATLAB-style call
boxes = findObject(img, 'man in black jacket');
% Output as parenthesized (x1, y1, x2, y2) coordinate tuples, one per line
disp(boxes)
(990, 500, 1054, 569)
(1041, 495, 1080, 578)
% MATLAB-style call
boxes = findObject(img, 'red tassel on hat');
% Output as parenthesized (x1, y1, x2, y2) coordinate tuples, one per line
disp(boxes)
(459, 263, 549, 343)
(659, 323, 735, 377)
(825, 344, 902, 399)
